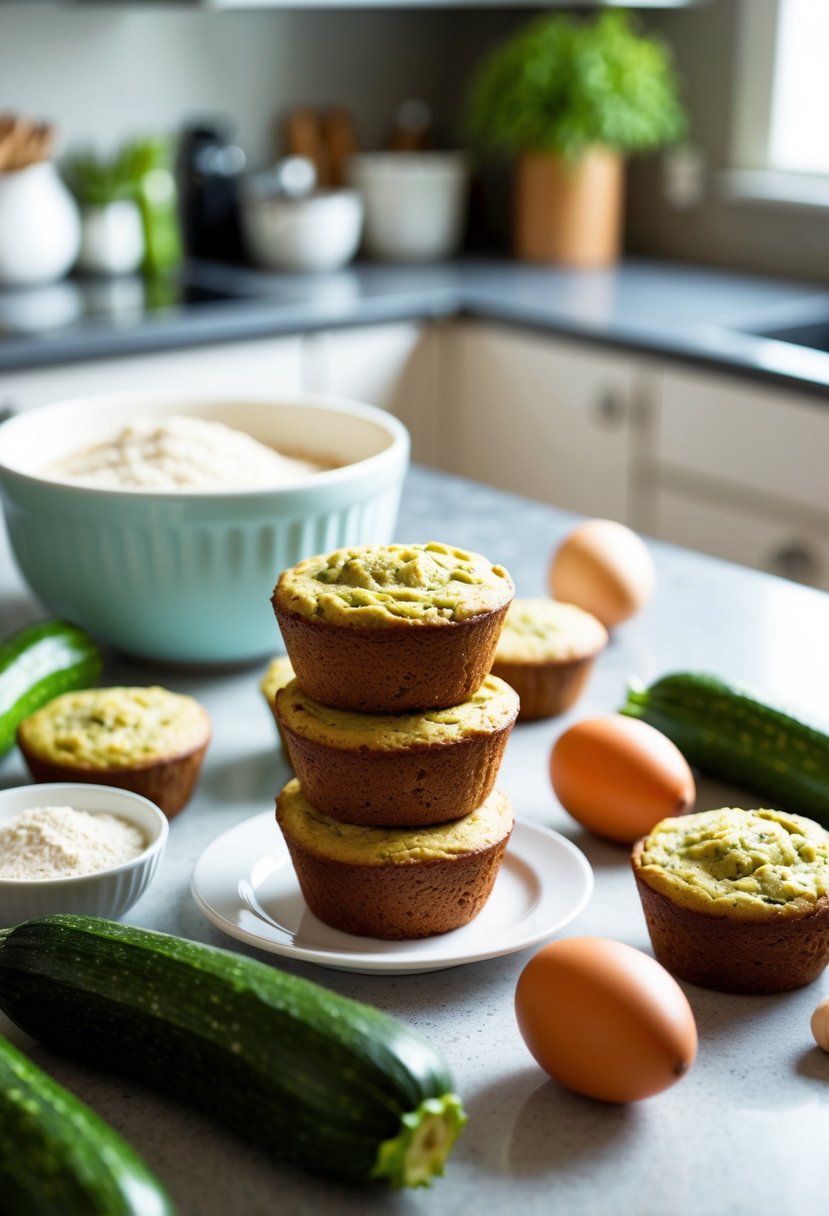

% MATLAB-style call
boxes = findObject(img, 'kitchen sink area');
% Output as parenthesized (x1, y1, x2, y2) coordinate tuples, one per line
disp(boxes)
(745, 315, 829, 354)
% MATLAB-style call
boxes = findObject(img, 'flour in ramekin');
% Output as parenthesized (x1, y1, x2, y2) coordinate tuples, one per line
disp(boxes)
(0, 806, 146, 880)
(46, 414, 330, 490)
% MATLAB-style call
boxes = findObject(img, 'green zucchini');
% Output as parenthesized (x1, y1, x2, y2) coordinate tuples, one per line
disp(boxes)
(0, 619, 102, 757)
(620, 672, 829, 823)
(0, 915, 467, 1188)
(0, 1032, 174, 1216)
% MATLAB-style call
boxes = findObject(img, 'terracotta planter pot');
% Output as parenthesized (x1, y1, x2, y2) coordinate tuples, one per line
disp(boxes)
(514, 148, 624, 267)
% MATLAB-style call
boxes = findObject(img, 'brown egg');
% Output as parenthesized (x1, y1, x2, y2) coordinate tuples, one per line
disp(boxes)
(550, 519, 656, 628)
(550, 715, 695, 844)
(515, 937, 698, 1103)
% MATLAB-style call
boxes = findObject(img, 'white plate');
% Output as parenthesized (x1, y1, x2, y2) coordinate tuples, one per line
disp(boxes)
(191, 811, 593, 974)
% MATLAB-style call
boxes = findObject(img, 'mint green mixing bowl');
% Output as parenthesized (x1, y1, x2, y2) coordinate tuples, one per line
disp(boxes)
(0, 392, 409, 664)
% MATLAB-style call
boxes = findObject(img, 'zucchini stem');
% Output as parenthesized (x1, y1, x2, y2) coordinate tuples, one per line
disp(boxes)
(371, 1093, 467, 1188)
(621, 684, 649, 714)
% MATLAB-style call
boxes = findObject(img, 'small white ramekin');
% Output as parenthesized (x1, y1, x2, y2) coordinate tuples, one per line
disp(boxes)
(0, 783, 168, 928)
(0, 392, 410, 664)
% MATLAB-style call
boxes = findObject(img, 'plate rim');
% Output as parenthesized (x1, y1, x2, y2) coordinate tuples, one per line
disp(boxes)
(191, 810, 594, 974)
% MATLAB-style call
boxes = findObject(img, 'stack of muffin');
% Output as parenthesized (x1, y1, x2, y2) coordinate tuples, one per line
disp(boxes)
(269, 541, 519, 940)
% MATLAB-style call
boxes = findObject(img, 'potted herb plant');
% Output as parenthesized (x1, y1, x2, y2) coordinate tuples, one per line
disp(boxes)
(64, 150, 145, 276)
(65, 138, 181, 277)
(467, 10, 686, 267)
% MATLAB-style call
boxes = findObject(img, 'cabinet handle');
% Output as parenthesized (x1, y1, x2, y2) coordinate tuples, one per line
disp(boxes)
(593, 389, 626, 428)
(767, 542, 821, 585)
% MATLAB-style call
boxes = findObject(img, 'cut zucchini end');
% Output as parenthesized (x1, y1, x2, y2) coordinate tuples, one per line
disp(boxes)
(371, 1093, 468, 1188)
(620, 679, 648, 715)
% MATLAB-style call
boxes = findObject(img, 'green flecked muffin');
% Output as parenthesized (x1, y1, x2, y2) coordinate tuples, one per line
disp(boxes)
(276, 779, 514, 939)
(276, 541, 513, 626)
(260, 655, 296, 708)
(276, 674, 519, 826)
(259, 655, 295, 757)
(491, 598, 608, 720)
(632, 807, 829, 993)
(17, 686, 211, 818)
(272, 542, 515, 712)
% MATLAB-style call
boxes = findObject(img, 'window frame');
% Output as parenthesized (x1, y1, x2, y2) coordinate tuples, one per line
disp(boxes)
(723, 0, 829, 209)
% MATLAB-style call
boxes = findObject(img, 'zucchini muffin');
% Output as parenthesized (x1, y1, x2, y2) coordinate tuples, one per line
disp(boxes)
(490, 598, 608, 720)
(276, 674, 519, 826)
(17, 686, 211, 818)
(276, 778, 514, 939)
(272, 541, 514, 712)
(259, 654, 295, 756)
(631, 807, 829, 994)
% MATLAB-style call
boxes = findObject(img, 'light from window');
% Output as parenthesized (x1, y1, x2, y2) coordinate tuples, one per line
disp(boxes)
(768, 0, 829, 174)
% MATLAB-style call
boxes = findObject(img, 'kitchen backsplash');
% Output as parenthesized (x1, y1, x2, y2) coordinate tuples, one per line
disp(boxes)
(0, 5, 469, 168)
(2, 0, 828, 282)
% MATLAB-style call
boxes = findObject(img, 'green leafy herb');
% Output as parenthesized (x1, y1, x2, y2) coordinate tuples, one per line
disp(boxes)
(467, 10, 687, 161)
(63, 136, 181, 273)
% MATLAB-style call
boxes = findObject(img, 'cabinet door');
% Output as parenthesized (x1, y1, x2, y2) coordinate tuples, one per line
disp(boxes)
(302, 323, 438, 465)
(655, 365, 829, 514)
(445, 322, 637, 521)
(655, 489, 829, 591)
(648, 363, 829, 587)
(0, 336, 304, 415)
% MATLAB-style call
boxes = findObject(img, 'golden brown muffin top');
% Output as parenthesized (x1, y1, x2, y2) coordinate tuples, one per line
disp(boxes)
(276, 674, 519, 750)
(273, 541, 514, 627)
(259, 655, 295, 705)
(493, 598, 608, 664)
(277, 779, 513, 864)
(18, 686, 210, 770)
(635, 807, 829, 918)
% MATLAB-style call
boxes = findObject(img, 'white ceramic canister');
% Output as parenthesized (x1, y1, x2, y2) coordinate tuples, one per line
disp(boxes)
(349, 152, 470, 263)
(0, 162, 81, 287)
(76, 200, 144, 276)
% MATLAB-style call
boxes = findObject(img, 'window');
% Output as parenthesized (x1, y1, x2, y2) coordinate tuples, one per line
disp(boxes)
(768, 0, 829, 175)
(726, 0, 829, 205)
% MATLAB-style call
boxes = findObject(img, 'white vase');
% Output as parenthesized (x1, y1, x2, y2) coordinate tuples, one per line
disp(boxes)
(0, 162, 81, 287)
(77, 201, 145, 276)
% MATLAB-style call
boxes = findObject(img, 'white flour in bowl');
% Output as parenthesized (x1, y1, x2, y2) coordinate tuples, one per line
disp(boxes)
(46, 414, 330, 490)
(0, 805, 146, 880)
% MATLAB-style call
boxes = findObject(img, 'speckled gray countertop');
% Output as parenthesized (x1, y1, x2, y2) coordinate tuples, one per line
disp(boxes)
(1, 465, 828, 1216)
(2, 256, 829, 396)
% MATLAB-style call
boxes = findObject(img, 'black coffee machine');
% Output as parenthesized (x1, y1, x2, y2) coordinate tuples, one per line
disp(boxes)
(178, 122, 247, 263)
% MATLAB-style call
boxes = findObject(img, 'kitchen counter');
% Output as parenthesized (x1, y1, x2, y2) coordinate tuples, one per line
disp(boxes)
(2, 257, 829, 397)
(1, 464, 829, 1216)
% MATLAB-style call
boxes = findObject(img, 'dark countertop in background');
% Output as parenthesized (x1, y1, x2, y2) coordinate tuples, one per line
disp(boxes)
(2, 256, 829, 397)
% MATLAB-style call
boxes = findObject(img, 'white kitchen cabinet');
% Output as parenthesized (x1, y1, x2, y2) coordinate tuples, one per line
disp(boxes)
(655, 490, 829, 590)
(652, 366, 829, 515)
(0, 323, 440, 465)
(4, 318, 827, 593)
(301, 322, 440, 465)
(0, 336, 304, 415)
(443, 321, 641, 523)
(646, 365, 829, 590)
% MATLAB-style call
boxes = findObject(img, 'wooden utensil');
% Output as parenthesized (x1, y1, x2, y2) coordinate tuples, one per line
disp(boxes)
(282, 107, 331, 189)
(321, 106, 358, 189)
(0, 114, 55, 172)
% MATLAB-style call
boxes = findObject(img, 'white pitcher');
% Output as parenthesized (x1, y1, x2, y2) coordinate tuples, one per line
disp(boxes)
(0, 161, 81, 287)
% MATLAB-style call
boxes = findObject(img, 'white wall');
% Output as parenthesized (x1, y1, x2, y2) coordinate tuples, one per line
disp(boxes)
(0, 3, 456, 168)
